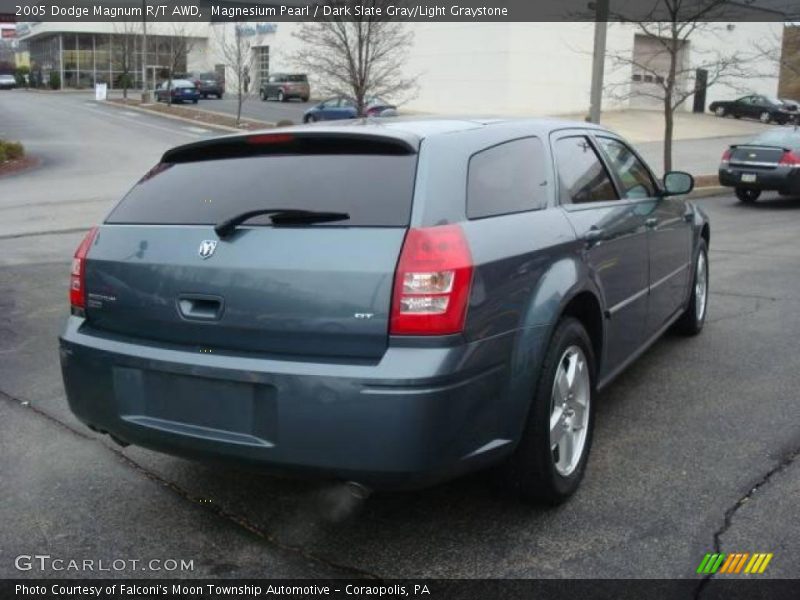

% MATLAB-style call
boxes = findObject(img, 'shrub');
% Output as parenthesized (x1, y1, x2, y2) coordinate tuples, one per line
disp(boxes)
(49, 71, 61, 90)
(4, 141, 24, 160)
(0, 140, 25, 163)
(15, 66, 30, 87)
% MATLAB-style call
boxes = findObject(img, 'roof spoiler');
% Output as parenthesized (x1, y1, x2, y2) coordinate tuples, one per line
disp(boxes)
(161, 131, 419, 164)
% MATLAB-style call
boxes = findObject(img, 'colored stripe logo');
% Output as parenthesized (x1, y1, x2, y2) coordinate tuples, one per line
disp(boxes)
(697, 552, 773, 574)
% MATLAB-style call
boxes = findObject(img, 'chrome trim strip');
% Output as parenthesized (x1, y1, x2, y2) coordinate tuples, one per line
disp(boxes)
(650, 262, 691, 291)
(607, 286, 649, 317)
(729, 161, 779, 168)
(606, 262, 690, 317)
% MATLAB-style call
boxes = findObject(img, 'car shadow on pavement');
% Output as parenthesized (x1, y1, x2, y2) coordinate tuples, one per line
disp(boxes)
(731, 194, 800, 210)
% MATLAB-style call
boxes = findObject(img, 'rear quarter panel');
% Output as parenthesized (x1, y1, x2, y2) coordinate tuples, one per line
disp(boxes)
(411, 125, 593, 444)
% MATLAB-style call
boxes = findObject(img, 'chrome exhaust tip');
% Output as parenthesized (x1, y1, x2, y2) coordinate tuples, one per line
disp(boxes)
(344, 481, 372, 501)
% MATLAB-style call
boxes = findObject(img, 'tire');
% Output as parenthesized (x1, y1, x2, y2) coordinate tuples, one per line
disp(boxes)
(714, 106, 726, 117)
(192, 99, 198, 104)
(301, 96, 310, 103)
(735, 187, 761, 203)
(278, 90, 285, 102)
(260, 90, 267, 101)
(759, 111, 771, 124)
(217, 93, 223, 99)
(305, 114, 317, 123)
(503, 317, 596, 505)
(202, 93, 208, 99)
(674, 240, 709, 336)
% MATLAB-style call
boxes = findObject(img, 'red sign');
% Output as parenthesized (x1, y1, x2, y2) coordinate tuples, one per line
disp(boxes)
(1, 28, 15, 39)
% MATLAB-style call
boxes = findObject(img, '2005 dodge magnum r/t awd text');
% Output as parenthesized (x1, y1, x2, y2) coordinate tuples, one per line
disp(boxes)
(59, 119, 709, 505)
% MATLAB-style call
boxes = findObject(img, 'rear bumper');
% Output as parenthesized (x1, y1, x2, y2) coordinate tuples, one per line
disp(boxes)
(718, 166, 800, 193)
(59, 317, 523, 489)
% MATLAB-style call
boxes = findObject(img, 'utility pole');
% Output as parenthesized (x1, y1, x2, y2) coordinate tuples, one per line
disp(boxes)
(588, 0, 609, 123)
(141, 0, 149, 102)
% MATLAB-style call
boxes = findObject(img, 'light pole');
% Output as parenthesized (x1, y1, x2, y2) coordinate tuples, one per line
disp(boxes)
(588, 0, 609, 124)
(141, 0, 149, 102)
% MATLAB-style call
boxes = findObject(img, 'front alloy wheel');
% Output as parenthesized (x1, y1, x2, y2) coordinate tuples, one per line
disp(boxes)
(759, 111, 771, 124)
(675, 239, 709, 336)
(715, 106, 726, 117)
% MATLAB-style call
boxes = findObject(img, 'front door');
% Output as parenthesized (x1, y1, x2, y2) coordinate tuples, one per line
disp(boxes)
(595, 135, 692, 337)
(552, 133, 650, 379)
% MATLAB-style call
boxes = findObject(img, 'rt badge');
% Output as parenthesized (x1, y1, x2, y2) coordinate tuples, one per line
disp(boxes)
(198, 240, 218, 259)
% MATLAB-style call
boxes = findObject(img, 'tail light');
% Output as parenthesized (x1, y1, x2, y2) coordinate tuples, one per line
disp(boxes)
(70, 227, 99, 313)
(390, 224, 473, 335)
(721, 148, 732, 164)
(779, 150, 800, 166)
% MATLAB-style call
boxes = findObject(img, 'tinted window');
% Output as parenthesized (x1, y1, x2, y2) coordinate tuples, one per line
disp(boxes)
(467, 137, 549, 219)
(597, 137, 656, 198)
(285, 74, 308, 82)
(554, 136, 617, 205)
(107, 154, 418, 227)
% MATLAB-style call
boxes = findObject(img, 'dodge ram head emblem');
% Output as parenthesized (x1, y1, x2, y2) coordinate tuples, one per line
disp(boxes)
(198, 240, 217, 259)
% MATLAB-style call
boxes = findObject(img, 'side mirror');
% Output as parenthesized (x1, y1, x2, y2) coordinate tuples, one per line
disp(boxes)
(663, 171, 694, 196)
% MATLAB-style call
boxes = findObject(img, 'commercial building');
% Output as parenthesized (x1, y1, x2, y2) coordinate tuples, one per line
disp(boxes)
(15, 21, 785, 115)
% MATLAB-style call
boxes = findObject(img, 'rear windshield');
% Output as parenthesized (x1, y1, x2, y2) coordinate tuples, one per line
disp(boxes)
(750, 130, 800, 150)
(106, 154, 418, 227)
(283, 74, 307, 82)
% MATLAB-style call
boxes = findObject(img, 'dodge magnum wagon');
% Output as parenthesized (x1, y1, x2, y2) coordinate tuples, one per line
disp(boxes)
(60, 119, 709, 504)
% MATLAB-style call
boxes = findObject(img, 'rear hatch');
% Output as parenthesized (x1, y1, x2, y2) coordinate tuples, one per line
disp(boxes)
(729, 145, 785, 169)
(84, 133, 419, 359)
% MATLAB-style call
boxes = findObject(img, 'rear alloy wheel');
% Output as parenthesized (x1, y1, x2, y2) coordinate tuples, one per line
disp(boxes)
(675, 240, 709, 336)
(715, 106, 727, 117)
(504, 317, 595, 505)
(759, 111, 771, 124)
(277, 90, 285, 102)
(735, 187, 761, 203)
(260, 90, 267, 101)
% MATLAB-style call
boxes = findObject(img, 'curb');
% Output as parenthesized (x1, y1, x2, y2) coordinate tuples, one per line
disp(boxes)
(688, 185, 728, 199)
(101, 100, 274, 133)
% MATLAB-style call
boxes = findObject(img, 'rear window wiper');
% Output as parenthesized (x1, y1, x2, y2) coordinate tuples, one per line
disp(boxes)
(214, 208, 350, 238)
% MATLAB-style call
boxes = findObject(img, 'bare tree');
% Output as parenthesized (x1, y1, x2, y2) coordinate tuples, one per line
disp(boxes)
(291, 0, 417, 116)
(163, 23, 197, 106)
(602, 1, 751, 172)
(214, 23, 253, 127)
(752, 24, 800, 98)
(112, 21, 141, 100)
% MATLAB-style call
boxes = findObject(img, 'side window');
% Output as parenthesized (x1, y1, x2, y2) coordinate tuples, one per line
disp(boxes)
(467, 137, 549, 219)
(553, 136, 618, 205)
(597, 137, 656, 199)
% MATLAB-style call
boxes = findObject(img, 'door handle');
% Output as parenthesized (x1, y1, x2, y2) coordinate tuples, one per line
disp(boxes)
(646, 218, 658, 229)
(584, 227, 604, 247)
(177, 294, 224, 321)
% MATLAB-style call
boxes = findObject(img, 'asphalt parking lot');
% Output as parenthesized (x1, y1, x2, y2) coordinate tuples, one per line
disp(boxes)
(204, 94, 313, 124)
(1, 91, 799, 583)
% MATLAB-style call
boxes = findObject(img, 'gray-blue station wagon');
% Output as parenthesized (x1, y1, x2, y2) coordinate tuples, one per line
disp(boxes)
(60, 119, 710, 504)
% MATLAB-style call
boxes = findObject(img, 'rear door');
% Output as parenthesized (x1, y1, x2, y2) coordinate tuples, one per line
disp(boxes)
(595, 135, 692, 337)
(553, 132, 650, 376)
(84, 133, 419, 360)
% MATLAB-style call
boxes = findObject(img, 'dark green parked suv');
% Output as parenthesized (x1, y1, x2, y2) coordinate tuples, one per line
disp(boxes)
(60, 118, 709, 504)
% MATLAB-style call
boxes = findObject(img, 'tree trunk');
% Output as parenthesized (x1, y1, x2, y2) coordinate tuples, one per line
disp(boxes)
(663, 100, 673, 173)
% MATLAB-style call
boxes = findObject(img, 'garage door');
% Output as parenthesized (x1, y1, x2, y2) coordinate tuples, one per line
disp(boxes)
(630, 34, 687, 110)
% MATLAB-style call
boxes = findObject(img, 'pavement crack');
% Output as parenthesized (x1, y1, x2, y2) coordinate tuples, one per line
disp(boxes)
(0, 390, 380, 580)
(694, 442, 800, 599)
